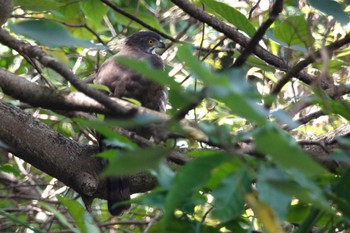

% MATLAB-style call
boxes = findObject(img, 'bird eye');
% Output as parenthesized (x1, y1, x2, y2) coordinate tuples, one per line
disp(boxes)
(148, 39, 154, 45)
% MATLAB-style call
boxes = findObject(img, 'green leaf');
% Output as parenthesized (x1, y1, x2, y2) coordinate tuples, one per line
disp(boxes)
(256, 167, 332, 213)
(103, 147, 172, 176)
(113, 8, 165, 33)
(273, 15, 315, 49)
(163, 152, 228, 224)
(150, 217, 221, 233)
(0, 163, 20, 176)
(309, 0, 349, 25)
(331, 169, 350, 218)
(39, 202, 79, 233)
(314, 97, 350, 122)
(151, 163, 176, 190)
(80, 0, 108, 25)
(57, 196, 87, 233)
(15, 0, 63, 11)
(9, 20, 100, 48)
(211, 168, 251, 222)
(201, 0, 256, 37)
(254, 125, 328, 178)
(177, 45, 268, 125)
(257, 167, 292, 220)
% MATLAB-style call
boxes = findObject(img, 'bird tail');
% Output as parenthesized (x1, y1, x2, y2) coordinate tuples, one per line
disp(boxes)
(107, 176, 131, 215)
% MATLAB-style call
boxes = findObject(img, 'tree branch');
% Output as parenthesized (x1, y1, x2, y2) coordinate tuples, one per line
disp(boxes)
(170, 0, 318, 86)
(0, 102, 157, 200)
(100, 0, 177, 42)
(0, 68, 209, 144)
(233, 0, 283, 68)
(0, 28, 134, 118)
(271, 33, 350, 97)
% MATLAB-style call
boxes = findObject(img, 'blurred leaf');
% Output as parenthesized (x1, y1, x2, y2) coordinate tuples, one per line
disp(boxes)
(314, 59, 349, 73)
(257, 167, 332, 212)
(273, 15, 314, 49)
(232, 52, 275, 72)
(331, 169, 350, 218)
(40, 202, 79, 233)
(255, 125, 328, 177)
(257, 167, 292, 220)
(15, 0, 62, 11)
(270, 109, 300, 129)
(57, 196, 87, 233)
(103, 147, 172, 176)
(74, 118, 139, 150)
(139, 189, 167, 209)
(246, 193, 286, 233)
(89, 83, 111, 93)
(314, 97, 350, 122)
(0, 163, 20, 176)
(150, 217, 221, 233)
(177, 46, 268, 125)
(151, 163, 176, 190)
(9, 20, 100, 48)
(116, 57, 182, 90)
(211, 168, 251, 222)
(201, 0, 256, 37)
(163, 152, 228, 224)
(309, 0, 349, 25)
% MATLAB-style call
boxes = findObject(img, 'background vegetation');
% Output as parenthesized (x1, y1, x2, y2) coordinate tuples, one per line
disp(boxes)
(1, 0, 350, 232)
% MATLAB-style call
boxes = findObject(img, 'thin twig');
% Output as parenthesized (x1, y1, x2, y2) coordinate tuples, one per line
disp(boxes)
(100, 0, 177, 42)
(232, 0, 284, 68)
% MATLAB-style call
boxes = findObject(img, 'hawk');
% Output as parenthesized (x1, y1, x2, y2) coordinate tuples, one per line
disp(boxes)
(94, 31, 166, 215)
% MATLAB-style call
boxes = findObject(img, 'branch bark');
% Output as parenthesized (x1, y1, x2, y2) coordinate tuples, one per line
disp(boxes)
(0, 102, 156, 201)
(0, 28, 133, 117)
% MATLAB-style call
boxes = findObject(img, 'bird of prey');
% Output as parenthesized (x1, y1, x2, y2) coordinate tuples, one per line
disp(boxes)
(94, 31, 166, 215)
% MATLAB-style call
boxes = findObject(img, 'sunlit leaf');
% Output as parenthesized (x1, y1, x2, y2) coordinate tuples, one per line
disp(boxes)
(309, 0, 349, 25)
(201, 0, 256, 37)
(246, 193, 286, 233)
(272, 15, 314, 49)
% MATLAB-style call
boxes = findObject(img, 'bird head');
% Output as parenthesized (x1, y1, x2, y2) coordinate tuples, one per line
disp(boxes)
(125, 31, 165, 54)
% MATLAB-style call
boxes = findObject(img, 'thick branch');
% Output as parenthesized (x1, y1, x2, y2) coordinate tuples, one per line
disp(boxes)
(0, 102, 155, 200)
(0, 68, 208, 142)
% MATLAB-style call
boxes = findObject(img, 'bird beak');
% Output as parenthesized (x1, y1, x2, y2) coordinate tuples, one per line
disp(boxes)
(156, 41, 166, 49)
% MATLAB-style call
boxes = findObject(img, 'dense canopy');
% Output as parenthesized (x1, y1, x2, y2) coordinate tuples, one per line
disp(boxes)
(1, 0, 350, 232)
